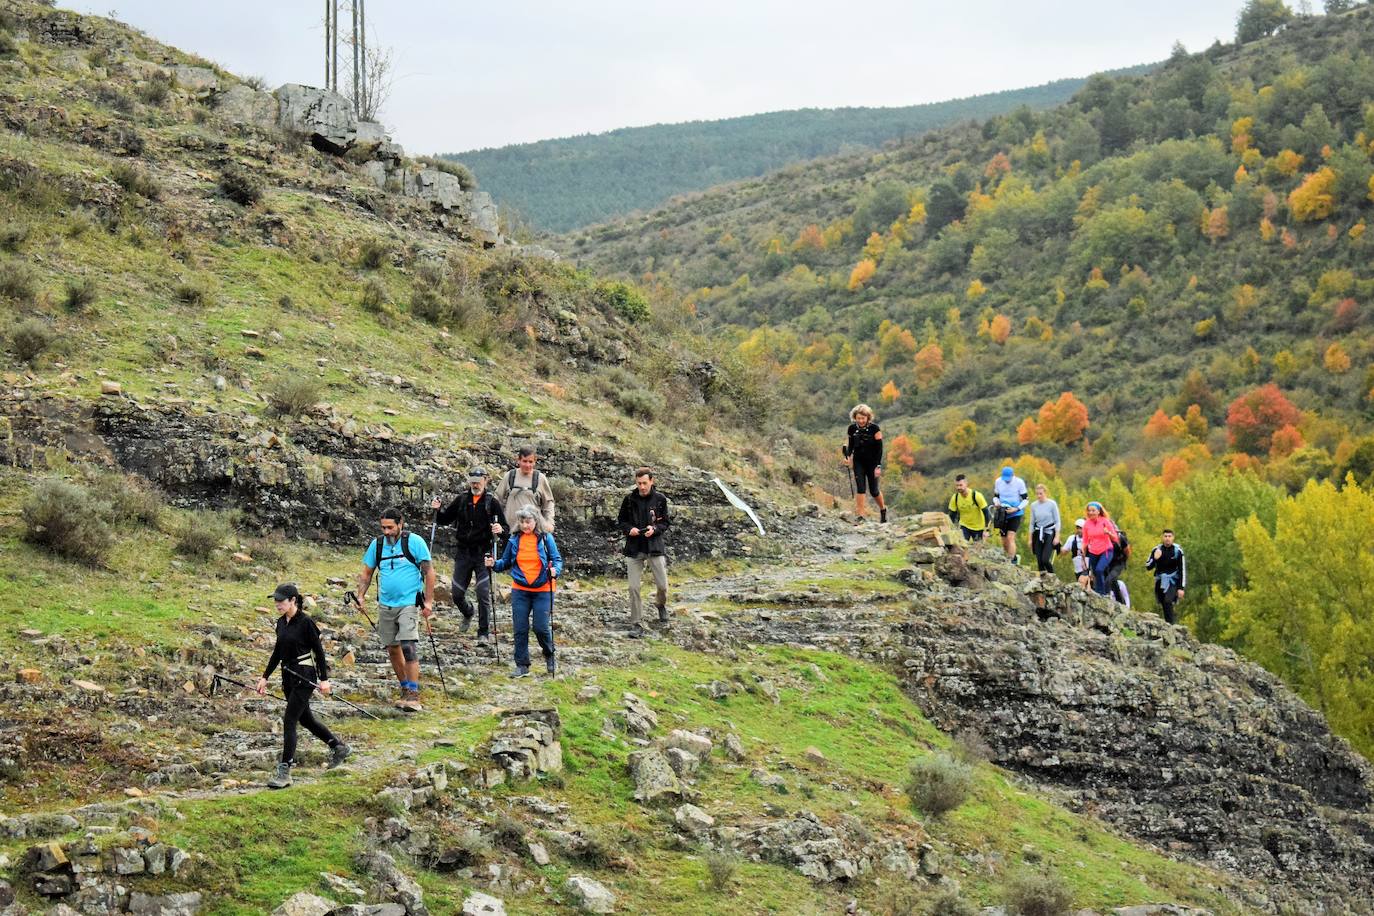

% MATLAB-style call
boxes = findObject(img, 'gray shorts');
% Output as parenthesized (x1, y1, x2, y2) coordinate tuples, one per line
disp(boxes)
(377, 603, 420, 646)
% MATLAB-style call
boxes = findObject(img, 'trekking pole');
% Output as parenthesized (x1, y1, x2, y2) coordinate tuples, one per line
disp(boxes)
(209, 672, 287, 704)
(424, 615, 449, 697)
(344, 590, 377, 632)
(490, 514, 503, 664)
(281, 664, 384, 721)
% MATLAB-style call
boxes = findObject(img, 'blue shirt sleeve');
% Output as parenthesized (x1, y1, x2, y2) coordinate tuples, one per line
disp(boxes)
(409, 532, 432, 563)
(362, 538, 377, 570)
(545, 534, 564, 576)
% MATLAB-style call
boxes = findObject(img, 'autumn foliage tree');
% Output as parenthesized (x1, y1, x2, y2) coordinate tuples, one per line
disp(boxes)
(1020, 392, 1090, 446)
(1226, 383, 1302, 454)
(914, 343, 944, 384)
(945, 418, 978, 456)
(1289, 167, 1338, 221)
(989, 314, 1011, 345)
(879, 380, 901, 404)
(887, 434, 918, 469)
(848, 258, 876, 291)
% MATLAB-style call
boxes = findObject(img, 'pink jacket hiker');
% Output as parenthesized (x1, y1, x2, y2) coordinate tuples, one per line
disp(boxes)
(1081, 516, 1120, 556)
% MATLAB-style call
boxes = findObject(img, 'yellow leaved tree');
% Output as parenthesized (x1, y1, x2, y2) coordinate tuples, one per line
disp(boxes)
(1222, 479, 1374, 758)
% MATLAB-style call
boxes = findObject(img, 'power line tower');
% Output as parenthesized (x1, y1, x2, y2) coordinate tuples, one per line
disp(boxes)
(323, 0, 367, 115)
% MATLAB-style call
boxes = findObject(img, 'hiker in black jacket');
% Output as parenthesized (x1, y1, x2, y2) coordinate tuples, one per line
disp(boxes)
(257, 583, 350, 789)
(618, 467, 672, 637)
(1145, 529, 1187, 624)
(432, 468, 508, 644)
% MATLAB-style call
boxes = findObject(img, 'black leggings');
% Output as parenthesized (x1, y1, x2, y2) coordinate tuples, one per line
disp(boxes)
(282, 667, 336, 764)
(853, 463, 880, 497)
(1030, 529, 1057, 572)
(453, 547, 495, 636)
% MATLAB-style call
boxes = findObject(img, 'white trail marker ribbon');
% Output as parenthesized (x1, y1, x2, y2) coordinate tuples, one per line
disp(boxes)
(713, 478, 765, 536)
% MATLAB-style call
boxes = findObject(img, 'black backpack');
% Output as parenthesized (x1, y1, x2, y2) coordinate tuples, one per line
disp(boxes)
(370, 531, 424, 606)
(505, 468, 543, 494)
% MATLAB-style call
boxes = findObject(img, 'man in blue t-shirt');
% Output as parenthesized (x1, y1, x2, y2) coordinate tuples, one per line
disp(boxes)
(357, 507, 436, 712)
(992, 465, 1028, 565)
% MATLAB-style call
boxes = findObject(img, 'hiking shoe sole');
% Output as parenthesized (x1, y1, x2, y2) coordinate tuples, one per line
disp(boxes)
(510, 668, 531, 678)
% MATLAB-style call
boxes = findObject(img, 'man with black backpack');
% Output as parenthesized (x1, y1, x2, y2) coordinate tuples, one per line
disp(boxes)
(492, 446, 556, 537)
(356, 507, 435, 713)
(947, 474, 991, 542)
(431, 468, 508, 645)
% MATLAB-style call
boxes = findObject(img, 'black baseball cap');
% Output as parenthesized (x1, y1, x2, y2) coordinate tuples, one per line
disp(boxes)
(270, 583, 302, 602)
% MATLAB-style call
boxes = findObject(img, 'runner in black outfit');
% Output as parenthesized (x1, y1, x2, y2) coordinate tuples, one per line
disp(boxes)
(1145, 529, 1187, 624)
(432, 469, 508, 645)
(843, 403, 887, 524)
(257, 583, 350, 788)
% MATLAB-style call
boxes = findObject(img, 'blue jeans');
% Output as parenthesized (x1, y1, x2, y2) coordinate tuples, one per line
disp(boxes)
(510, 589, 554, 669)
(1088, 550, 1114, 596)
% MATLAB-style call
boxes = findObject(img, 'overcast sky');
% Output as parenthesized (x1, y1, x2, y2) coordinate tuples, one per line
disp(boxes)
(69, 1, 1241, 155)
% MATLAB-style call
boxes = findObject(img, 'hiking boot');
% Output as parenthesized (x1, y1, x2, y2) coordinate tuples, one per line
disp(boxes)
(626, 623, 647, 639)
(510, 666, 530, 679)
(327, 742, 351, 769)
(459, 612, 473, 634)
(266, 761, 292, 789)
(656, 604, 670, 626)
(476, 634, 491, 646)
(545, 656, 557, 677)
(395, 688, 422, 712)
(880, 508, 888, 524)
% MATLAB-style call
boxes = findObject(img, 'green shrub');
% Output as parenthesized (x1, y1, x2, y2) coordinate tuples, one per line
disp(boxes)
(267, 376, 322, 417)
(22, 478, 115, 566)
(174, 509, 232, 559)
(952, 728, 993, 764)
(927, 890, 978, 916)
(111, 162, 161, 200)
(597, 279, 651, 323)
(615, 388, 664, 421)
(904, 752, 973, 819)
(173, 278, 212, 306)
(1003, 869, 1074, 916)
(0, 222, 29, 252)
(571, 826, 621, 867)
(85, 470, 163, 527)
(356, 237, 391, 270)
(137, 72, 172, 106)
(8, 318, 54, 365)
(704, 848, 738, 892)
(219, 165, 262, 206)
(0, 258, 37, 302)
(416, 156, 478, 190)
(0, 29, 17, 57)
(359, 277, 391, 314)
(64, 209, 96, 238)
(491, 811, 525, 851)
(63, 277, 98, 313)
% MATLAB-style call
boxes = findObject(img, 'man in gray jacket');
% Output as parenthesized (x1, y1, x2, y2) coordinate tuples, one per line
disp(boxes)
(492, 446, 556, 537)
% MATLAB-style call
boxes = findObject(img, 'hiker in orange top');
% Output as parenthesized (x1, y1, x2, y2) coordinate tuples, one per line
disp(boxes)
(487, 507, 563, 678)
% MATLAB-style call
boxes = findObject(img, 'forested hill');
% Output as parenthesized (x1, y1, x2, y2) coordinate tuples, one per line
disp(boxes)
(566, 2, 1374, 763)
(570, 2, 1374, 496)
(442, 70, 1151, 232)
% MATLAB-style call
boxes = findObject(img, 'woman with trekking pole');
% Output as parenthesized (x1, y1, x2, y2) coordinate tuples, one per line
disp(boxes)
(486, 507, 562, 678)
(257, 583, 350, 788)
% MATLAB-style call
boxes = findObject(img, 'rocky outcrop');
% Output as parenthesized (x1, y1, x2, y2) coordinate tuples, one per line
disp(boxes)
(0, 392, 776, 576)
(708, 543, 1374, 909)
(275, 84, 360, 154)
(270, 83, 501, 246)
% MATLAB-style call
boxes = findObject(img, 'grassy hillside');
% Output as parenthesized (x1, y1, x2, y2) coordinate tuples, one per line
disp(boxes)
(570, 5, 1374, 497)
(0, 3, 1369, 913)
(444, 69, 1152, 233)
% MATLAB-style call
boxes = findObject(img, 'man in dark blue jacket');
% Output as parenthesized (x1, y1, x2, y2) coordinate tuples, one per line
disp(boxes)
(617, 467, 672, 637)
